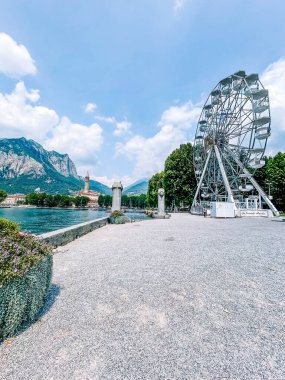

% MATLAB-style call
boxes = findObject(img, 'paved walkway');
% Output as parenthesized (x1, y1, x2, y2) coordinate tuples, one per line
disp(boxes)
(1, 214, 285, 380)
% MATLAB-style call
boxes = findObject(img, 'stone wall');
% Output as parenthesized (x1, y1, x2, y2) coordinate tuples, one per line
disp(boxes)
(40, 217, 109, 247)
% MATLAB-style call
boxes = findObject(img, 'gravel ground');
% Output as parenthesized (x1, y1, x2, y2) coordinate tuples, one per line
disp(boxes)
(0, 214, 285, 380)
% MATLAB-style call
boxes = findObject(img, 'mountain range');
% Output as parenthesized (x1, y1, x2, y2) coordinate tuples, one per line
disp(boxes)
(123, 178, 149, 195)
(0, 137, 148, 196)
(0, 138, 112, 195)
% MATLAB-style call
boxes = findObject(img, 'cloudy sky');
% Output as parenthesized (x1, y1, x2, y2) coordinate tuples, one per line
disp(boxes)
(0, 0, 284, 186)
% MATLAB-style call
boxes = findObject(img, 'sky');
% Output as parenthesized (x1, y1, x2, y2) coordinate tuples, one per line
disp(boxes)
(0, 0, 285, 187)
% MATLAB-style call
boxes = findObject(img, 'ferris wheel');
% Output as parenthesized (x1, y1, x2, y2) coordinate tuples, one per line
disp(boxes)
(191, 70, 279, 216)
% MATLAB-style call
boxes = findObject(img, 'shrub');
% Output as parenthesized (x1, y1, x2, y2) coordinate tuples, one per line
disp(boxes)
(0, 218, 20, 237)
(0, 218, 53, 340)
(109, 210, 130, 224)
(110, 210, 124, 218)
(0, 256, 52, 341)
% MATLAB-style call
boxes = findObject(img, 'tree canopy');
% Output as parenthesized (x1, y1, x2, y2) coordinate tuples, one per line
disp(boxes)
(147, 172, 164, 208)
(0, 190, 7, 203)
(25, 193, 90, 208)
(164, 143, 196, 208)
(266, 152, 285, 209)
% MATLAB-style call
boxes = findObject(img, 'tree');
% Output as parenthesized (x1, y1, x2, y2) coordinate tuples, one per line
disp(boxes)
(73, 196, 90, 207)
(147, 172, 164, 208)
(121, 195, 130, 207)
(0, 190, 7, 203)
(137, 194, 147, 208)
(164, 143, 196, 208)
(266, 152, 285, 210)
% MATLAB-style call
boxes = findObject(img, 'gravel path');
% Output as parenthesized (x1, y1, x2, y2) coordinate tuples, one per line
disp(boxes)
(1, 214, 285, 380)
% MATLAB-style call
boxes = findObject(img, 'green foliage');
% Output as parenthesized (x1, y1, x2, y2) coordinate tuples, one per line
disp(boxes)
(0, 222, 53, 287)
(98, 194, 112, 207)
(25, 193, 89, 208)
(0, 218, 53, 340)
(0, 255, 52, 341)
(121, 194, 147, 208)
(0, 190, 7, 203)
(164, 143, 196, 208)
(147, 172, 164, 208)
(266, 152, 285, 210)
(73, 196, 90, 207)
(0, 218, 20, 235)
(109, 210, 130, 224)
(110, 210, 124, 218)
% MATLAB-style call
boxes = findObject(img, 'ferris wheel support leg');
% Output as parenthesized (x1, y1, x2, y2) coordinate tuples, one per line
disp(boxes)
(226, 148, 280, 217)
(191, 147, 212, 209)
(214, 145, 235, 204)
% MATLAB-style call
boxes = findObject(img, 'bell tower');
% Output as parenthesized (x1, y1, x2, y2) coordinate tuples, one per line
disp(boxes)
(84, 171, 90, 193)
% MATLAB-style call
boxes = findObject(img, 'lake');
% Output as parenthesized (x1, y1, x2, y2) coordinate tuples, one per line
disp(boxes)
(0, 208, 148, 235)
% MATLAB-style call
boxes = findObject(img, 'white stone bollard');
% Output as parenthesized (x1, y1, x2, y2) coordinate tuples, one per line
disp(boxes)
(112, 181, 123, 212)
(157, 188, 166, 217)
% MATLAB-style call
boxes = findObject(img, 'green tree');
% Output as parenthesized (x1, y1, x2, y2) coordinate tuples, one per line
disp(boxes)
(0, 190, 8, 203)
(121, 195, 129, 207)
(73, 196, 90, 207)
(164, 143, 196, 209)
(137, 193, 147, 208)
(266, 152, 285, 210)
(147, 172, 164, 208)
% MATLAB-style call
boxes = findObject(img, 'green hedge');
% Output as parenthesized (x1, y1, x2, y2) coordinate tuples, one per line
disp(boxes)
(0, 255, 52, 341)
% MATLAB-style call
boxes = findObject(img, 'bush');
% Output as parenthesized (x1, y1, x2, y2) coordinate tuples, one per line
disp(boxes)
(0, 255, 52, 341)
(109, 210, 130, 224)
(0, 218, 53, 340)
(0, 218, 20, 236)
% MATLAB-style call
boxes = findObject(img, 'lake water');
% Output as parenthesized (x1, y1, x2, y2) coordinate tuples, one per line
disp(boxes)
(0, 207, 148, 235)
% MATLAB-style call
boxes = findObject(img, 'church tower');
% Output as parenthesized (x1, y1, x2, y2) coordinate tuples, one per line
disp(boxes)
(84, 171, 90, 193)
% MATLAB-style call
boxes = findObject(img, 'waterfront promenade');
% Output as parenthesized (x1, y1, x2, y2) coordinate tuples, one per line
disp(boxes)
(0, 214, 284, 379)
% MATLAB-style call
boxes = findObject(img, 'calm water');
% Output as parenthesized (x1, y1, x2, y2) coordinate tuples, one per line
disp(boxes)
(0, 207, 148, 235)
(0, 208, 107, 234)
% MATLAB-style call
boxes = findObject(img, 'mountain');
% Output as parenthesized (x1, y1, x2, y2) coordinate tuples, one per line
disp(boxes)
(0, 137, 111, 195)
(123, 178, 149, 195)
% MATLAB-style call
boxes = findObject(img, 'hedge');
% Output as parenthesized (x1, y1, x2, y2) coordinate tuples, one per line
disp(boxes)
(0, 255, 52, 341)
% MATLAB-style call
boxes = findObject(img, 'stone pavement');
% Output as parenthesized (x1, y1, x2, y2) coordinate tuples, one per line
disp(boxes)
(0, 214, 284, 380)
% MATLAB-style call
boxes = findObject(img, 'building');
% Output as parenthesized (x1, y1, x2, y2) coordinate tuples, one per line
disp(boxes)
(77, 172, 100, 207)
(1, 194, 26, 206)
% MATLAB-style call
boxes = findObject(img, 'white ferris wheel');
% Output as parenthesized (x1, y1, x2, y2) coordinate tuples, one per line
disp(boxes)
(191, 70, 279, 217)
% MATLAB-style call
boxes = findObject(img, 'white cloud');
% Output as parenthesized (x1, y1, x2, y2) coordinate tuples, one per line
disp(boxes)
(261, 58, 285, 154)
(0, 33, 37, 78)
(95, 114, 132, 136)
(159, 101, 201, 128)
(113, 121, 132, 136)
(45, 117, 103, 162)
(174, 0, 186, 12)
(116, 101, 201, 178)
(0, 82, 104, 177)
(95, 114, 116, 124)
(84, 102, 97, 113)
(0, 81, 59, 140)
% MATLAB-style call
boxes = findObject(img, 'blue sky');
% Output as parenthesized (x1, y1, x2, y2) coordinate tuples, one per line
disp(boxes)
(0, 0, 285, 186)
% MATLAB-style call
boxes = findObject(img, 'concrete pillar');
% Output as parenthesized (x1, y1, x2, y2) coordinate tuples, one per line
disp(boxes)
(245, 198, 249, 209)
(157, 188, 165, 217)
(112, 181, 123, 212)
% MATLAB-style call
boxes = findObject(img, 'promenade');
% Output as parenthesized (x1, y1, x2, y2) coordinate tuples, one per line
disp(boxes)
(1, 214, 284, 380)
